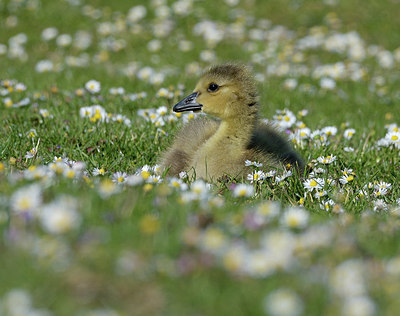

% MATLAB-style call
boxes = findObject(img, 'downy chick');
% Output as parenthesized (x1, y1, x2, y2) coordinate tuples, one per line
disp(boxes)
(159, 63, 304, 181)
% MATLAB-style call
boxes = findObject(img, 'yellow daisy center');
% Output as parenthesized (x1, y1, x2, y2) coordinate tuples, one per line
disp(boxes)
(287, 216, 300, 227)
(141, 170, 150, 180)
(66, 170, 75, 178)
(172, 181, 180, 187)
(18, 197, 32, 210)
(346, 175, 354, 182)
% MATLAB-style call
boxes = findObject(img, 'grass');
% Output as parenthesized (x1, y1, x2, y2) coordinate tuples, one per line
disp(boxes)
(1, 0, 400, 315)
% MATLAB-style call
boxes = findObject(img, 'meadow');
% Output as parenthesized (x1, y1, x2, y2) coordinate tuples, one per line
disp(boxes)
(0, 0, 400, 315)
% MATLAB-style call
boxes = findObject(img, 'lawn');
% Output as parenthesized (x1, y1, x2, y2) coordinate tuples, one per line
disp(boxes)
(0, 0, 400, 315)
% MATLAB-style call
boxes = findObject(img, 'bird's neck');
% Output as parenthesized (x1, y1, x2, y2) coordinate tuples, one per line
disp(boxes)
(212, 113, 257, 146)
(192, 112, 257, 180)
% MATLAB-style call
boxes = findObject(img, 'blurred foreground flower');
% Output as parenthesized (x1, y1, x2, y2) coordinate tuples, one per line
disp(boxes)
(264, 288, 303, 316)
(139, 214, 160, 235)
(40, 196, 81, 234)
(10, 184, 42, 216)
(233, 183, 254, 198)
(281, 207, 309, 229)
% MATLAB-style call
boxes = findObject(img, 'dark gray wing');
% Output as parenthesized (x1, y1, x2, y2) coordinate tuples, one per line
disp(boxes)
(247, 124, 305, 172)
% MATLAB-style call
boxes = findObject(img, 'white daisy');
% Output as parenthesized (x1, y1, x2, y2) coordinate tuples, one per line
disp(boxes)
(191, 179, 210, 197)
(147, 175, 162, 184)
(39, 109, 53, 118)
(35, 60, 54, 73)
(247, 170, 265, 183)
(25, 148, 37, 159)
(283, 78, 298, 90)
(40, 196, 81, 234)
(26, 128, 37, 139)
(344, 128, 356, 139)
(15, 83, 26, 92)
(126, 175, 143, 186)
(112, 171, 128, 184)
(344, 147, 354, 152)
(321, 126, 337, 136)
(233, 183, 254, 198)
(297, 127, 311, 139)
(10, 184, 42, 215)
(320, 199, 335, 211)
(56, 34, 72, 47)
(245, 160, 263, 167)
(63, 167, 79, 179)
(314, 190, 327, 199)
(374, 187, 388, 197)
(265, 170, 277, 178)
(93, 167, 105, 176)
(200, 228, 227, 254)
(320, 77, 336, 90)
(4, 97, 13, 108)
(109, 87, 125, 95)
(385, 131, 400, 147)
(303, 178, 324, 191)
(97, 179, 120, 198)
(339, 174, 355, 185)
(373, 200, 388, 212)
(317, 155, 337, 164)
(85, 79, 101, 93)
(385, 123, 399, 133)
(375, 181, 391, 190)
(264, 288, 303, 316)
(342, 168, 355, 176)
(281, 207, 309, 229)
(169, 177, 188, 191)
(275, 170, 292, 183)
(41, 27, 58, 41)
(298, 109, 308, 117)
(156, 88, 173, 99)
(272, 109, 297, 130)
(342, 296, 376, 316)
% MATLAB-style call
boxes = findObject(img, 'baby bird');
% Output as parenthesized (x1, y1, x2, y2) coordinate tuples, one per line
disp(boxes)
(159, 63, 304, 181)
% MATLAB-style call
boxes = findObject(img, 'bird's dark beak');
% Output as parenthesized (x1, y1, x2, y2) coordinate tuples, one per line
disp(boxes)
(173, 92, 203, 113)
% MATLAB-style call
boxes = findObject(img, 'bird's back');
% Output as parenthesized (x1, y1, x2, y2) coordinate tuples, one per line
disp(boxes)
(247, 122, 305, 172)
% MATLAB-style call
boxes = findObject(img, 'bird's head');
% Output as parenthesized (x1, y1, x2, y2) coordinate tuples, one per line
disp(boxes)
(173, 63, 259, 120)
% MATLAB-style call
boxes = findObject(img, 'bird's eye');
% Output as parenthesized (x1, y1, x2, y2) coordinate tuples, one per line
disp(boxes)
(207, 83, 219, 92)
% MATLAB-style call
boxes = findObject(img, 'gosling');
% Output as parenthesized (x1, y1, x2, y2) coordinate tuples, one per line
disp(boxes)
(159, 63, 304, 181)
